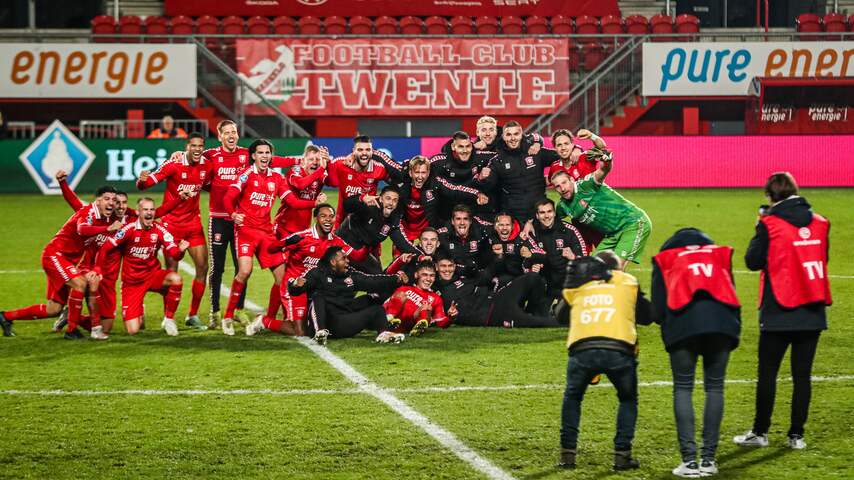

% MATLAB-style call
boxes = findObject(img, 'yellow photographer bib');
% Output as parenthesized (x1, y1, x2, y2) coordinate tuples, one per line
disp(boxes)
(562, 270, 639, 349)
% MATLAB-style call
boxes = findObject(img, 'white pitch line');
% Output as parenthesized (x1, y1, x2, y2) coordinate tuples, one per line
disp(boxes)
(176, 260, 516, 480)
(4, 374, 853, 397)
(0, 269, 41, 274)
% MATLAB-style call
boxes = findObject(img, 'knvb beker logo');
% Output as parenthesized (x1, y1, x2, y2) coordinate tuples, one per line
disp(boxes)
(19, 120, 95, 195)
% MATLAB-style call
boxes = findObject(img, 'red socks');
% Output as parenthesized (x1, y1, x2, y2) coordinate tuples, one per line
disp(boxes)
(67, 289, 85, 330)
(265, 283, 281, 320)
(3, 304, 48, 320)
(262, 316, 283, 332)
(88, 295, 101, 328)
(224, 279, 245, 319)
(189, 279, 205, 316)
(164, 283, 183, 319)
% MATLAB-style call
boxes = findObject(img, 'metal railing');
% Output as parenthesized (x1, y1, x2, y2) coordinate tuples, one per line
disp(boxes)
(78, 119, 210, 138)
(7, 121, 37, 139)
(79, 120, 125, 138)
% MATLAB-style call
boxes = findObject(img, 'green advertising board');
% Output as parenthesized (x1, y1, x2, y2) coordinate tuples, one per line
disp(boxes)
(0, 137, 310, 194)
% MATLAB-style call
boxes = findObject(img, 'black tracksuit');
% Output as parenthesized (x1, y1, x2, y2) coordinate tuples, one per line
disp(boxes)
(487, 141, 551, 223)
(489, 228, 543, 289)
(336, 196, 420, 272)
(430, 145, 498, 221)
(437, 222, 493, 279)
(743, 196, 829, 437)
(436, 271, 556, 327)
(209, 217, 246, 312)
(529, 220, 586, 298)
(288, 266, 400, 338)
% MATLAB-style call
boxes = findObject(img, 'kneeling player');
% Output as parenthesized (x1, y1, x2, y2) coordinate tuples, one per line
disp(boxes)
(95, 198, 189, 335)
(383, 261, 449, 337)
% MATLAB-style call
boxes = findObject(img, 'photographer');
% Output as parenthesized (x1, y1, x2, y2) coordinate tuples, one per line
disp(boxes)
(558, 253, 652, 471)
(651, 228, 741, 477)
(734, 172, 831, 450)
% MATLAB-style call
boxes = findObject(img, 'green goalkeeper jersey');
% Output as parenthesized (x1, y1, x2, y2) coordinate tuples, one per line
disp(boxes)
(556, 177, 647, 235)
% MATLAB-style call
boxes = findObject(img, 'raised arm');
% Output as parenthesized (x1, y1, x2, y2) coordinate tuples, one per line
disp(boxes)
(56, 171, 85, 211)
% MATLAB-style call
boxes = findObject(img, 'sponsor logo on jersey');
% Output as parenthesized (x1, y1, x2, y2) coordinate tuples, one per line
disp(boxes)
(799, 227, 811, 240)
(525, 156, 535, 167)
(268, 182, 276, 191)
(505, 162, 511, 169)
(344, 277, 354, 286)
(239, 173, 248, 183)
(425, 190, 434, 200)
(556, 239, 564, 248)
(239, 155, 246, 161)
(150, 233, 158, 243)
(134, 237, 140, 242)
(470, 241, 478, 251)
(579, 199, 588, 208)
(214, 233, 222, 242)
(367, 178, 374, 184)
(115, 230, 125, 239)
(181, 172, 187, 179)
(309, 246, 316, 252)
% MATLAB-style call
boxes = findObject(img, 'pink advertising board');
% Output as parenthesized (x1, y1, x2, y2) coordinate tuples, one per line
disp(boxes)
(420, 136, 854, 188)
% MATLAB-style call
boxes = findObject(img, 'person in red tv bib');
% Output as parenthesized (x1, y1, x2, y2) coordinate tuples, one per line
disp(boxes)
(735, 172, 831, 451)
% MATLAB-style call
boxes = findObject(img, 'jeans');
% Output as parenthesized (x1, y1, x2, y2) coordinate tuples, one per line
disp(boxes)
(669, 335, 731, 462)
(560, 348, 638, 451)
(753, 330, 821, 437)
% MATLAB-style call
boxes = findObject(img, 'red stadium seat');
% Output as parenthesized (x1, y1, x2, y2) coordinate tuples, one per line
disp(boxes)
(450, 16, 473, 34)
(143, 16, 169, 43)
(171, 15, 194, 35)
(550, 15, 573, 34)
(625, 15, 649, 34)
(273, 16, 296, 34)
(501, 16, 524, 34)
(196, 15, 220, 48)
(582, 42, 605, 70)
(796, 13, 822, 39)
(375, 16, 398, 34)
(91, 15, 116, 42)
(118, 15, 143, 42)
(824, 12, 846, 39)
(575, 15, 599, 43)
(400, 16, 424, 34)
(567, 41, 581, 70)
(475, 16, 499, 34)
(298, 16, 322, 34)
(425, 16, 448, 34)
(247, 16, 272, 35)
(525, 16, 549, 34)
(323, 16, 347, 34)
(601, 15, 625, 34)
(675, 14, 700, 36)
(651, 14, 674, 41)
(849, 14, 854, 31)
(349, 16, 373, 34)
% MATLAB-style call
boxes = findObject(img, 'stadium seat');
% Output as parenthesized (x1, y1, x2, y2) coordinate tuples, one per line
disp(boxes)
(221, 15, 244, 50)
(501, 16, 524, 34)
(651, 14, 674, 41)
(625, 15, 649, 34)
(475, 16, 499, 34)
(324, 16, 347, 34)
(247, 16, 272, 35)
(582, 42, 604, 70)
(550, 15, 573, 34)
(91, 15, 116, 42)
(171, 15, 194, 35)
(273, 16, 296, 34)
(450, 16, 474, 34)
(375, 16, 398, 34)
(601, 15, 625, 34)
(824, 12, 846, 39)
(425, 16, 449, 34)
(849, 14, 854, 31)
(675, 14, 700, 36)
(118, 15, 143, 42)
(143, 16, 169, 43)
(349, 16, 373, 34)
(400, 16, 424, 34)
(525, 16, 549, 34)
(567, 41, 581, 70)
(575, 15, 599, 43)
(298, 16, 322, 34)
(796, 13, 822, 39)
(196, 15, 220, 48)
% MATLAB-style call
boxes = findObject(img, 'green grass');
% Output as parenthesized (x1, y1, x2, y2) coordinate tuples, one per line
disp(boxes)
(0, 189, 852, 479)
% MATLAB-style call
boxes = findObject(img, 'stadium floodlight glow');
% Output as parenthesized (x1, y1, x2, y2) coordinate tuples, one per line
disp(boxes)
(18, 119, 95, 195)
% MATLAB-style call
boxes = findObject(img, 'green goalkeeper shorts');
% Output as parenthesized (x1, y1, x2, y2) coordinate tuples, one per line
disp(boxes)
(594, 215, 651, 264)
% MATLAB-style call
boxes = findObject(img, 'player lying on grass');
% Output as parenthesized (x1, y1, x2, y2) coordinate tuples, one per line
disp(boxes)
(93, 197, 190, 336)
(383, 261, 449, 337)
(0, 185, 121, 339)
(287, 246, 409, 345)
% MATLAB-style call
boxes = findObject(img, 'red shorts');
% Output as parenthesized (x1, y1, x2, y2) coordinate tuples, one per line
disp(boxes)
(162, 220, 206, 248)
(282, 289, 307, 322)
(121, 269, 171, 321)
(41, 249, 82, 304)
(235, 226, 284, 269)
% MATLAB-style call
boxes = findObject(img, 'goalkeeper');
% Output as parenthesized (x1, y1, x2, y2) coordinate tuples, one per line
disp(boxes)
(549, 139, 652, 270)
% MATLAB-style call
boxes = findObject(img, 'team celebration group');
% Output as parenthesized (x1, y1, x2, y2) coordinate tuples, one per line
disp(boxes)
(0, 117, 832, 478)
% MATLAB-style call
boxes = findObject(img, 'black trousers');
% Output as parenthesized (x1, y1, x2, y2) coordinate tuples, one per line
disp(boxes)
(307, 295, 388, 339)
(489, 273, 558, 327)
(752, 330, 821, 437)
(208, 217, 246, 313)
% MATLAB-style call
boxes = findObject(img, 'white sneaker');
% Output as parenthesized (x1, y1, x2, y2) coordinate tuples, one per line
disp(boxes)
(313, 329, 330, 345)
(161, 318, 179, 336)
(787, 435, 807, 450)
(375, 331, 405, 344)
(699, 459, 718, 476)
(672, 461, 701, 478)
(245, 315, 264, 337)
(733, 430, 768, 447)
(222, 317, 235, 336)
(90, 326, 109, 341)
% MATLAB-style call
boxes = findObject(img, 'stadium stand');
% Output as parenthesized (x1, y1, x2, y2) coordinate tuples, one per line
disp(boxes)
(349, 16, 373, 34)
(525, 16, 550, 34)
(425, 16, 449, 34)
(550, 15, 574, 34)
(273, 16, 297, 34)
(376, 16, 399, 34)
(297, 16, 322, 34)
(324, 16, 348, 35)
(474, 16, 499, 35)
(400, 16, 425, 34)
(246, 16, 272, 35)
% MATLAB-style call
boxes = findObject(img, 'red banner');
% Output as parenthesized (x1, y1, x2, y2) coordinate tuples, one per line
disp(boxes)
(236, 38, 570, 117)
(166, 0, 619, 18)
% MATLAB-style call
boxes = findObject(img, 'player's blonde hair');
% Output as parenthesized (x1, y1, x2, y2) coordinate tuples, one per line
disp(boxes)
(408, 155, 430, 173)
(304, 144, 321, 155)
(476, 116, 497, 128)
(216, 120, 237, 134)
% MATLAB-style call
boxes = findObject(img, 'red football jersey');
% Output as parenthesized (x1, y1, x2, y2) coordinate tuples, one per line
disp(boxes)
(100, 221, 182, 284)
(45, 203, 111, 261)
(384, 285, 447, 331)
(403, 186, 429, 235)
(141, 153, 207, 226)
(326, 154, 390, 224)
(547, 154, 598, 183)
(226, 165, 289, 233)
(283, 225, 352, 280)
(274, 165, 327, 236)
(80, 213, 133, 278)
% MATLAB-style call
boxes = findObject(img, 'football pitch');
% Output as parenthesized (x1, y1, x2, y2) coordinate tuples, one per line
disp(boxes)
(0, 188, 851, 479)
